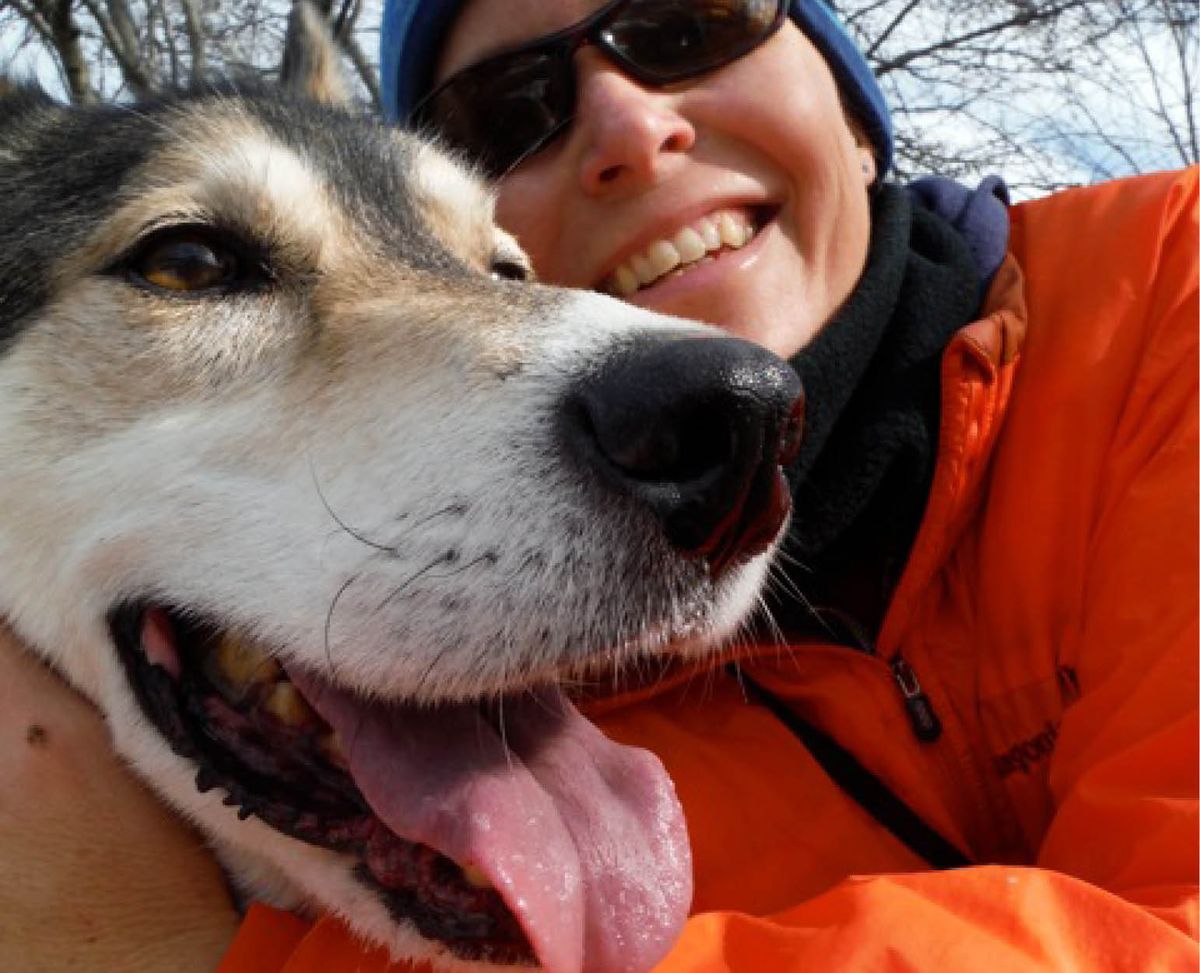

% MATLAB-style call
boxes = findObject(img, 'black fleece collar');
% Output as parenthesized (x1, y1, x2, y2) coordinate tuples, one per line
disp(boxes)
(766, 182, 989, 642)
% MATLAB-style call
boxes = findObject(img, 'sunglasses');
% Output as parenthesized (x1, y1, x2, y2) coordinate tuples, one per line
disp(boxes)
(412, 0, 788, 177)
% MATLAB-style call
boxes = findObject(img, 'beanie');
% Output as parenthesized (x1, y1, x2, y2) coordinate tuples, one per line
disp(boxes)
(380, 0, 894, 178)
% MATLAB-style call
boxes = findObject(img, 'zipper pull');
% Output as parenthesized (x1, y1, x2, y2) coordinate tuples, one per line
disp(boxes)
(891, 655, 942, 742)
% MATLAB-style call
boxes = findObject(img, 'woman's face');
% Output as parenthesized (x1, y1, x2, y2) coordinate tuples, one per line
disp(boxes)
(437, 0, 876, 358)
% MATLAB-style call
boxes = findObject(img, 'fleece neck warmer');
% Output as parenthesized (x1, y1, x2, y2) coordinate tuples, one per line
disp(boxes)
(768, 179, 1006, 641)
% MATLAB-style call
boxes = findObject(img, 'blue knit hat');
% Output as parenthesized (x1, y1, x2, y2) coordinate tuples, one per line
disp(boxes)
(380, 0, 894, 178)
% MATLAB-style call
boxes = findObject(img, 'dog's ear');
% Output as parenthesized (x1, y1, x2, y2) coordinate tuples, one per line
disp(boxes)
(0, 78, 58, 139)
(280, 0, 350, 107)
(0, 74, 45, 103)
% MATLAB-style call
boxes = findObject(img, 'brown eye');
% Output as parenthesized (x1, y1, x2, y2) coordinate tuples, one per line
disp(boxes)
(122, 228, 267, 295)
(138, 237, 236, 292)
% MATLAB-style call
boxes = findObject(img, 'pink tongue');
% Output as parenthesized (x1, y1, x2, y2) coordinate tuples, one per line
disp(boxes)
(287, 673, 692, 973)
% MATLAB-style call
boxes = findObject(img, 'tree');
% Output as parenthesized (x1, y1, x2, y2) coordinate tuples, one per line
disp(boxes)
(0, 0, 382, 107)
(837, 0, 1198, 194)
(1, 0, 1194, 197)
(1036, 0, 1197, 182)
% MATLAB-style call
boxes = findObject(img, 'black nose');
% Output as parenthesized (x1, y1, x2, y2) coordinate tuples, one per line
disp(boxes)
(565, 334, 804, 576)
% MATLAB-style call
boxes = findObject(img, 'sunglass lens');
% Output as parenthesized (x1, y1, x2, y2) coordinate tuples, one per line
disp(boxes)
(425, 52, 572, 175)
(602, 0, 782, 81)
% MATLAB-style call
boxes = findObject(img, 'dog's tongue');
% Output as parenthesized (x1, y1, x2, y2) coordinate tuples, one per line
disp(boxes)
(287, 672, 692, 973)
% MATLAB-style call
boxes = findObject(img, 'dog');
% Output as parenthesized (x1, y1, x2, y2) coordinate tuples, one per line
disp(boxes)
(0, 69, 802, 973)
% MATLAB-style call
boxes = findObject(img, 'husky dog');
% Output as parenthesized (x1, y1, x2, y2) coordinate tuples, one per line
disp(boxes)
(0, 71, 802, 973)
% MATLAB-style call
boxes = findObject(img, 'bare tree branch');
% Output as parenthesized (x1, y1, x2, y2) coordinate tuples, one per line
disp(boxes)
(179, 0, 207, 86)
(78, 0, 152, 96)
(4, 0, 55, 47)
(864, 0, 921, 59)
(0, 0, 1186, 196)
(872, 0, 1096, 76)
(34, 0, 95, 103)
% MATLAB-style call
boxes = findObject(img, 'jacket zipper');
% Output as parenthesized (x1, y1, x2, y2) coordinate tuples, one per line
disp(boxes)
(736, 661, 971, 869)
(890, 654, 943, 742)
(807, 607, 943, 744)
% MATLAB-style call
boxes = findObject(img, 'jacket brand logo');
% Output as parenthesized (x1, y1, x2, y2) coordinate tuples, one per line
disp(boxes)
(994, 720, 1060, 778)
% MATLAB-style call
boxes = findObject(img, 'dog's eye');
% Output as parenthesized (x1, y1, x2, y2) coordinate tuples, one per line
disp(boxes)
(124, 229, 266, 295)
(489, 255, 531, 283)
(139, 237, 235, 292)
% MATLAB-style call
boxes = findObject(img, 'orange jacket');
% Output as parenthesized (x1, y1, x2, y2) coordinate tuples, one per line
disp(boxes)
(217, 168, 1199, 973)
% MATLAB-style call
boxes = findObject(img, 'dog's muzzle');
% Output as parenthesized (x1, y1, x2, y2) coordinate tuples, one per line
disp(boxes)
(109, 603, 693, 973)
(564, 334, 804, 576)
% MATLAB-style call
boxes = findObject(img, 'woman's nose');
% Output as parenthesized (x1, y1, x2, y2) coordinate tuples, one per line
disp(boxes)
(572, 49, 696, 195)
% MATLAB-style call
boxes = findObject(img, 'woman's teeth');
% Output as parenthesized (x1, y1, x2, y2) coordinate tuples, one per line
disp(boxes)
(605, 209, 757, 297)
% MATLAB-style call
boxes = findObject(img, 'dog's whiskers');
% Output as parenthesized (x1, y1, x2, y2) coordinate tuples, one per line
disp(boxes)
(413, 644, 454, 698)
(323, 571, 360, 674)
(310, 460, 400, 555)
(496, 680, 513, 771)
(751, 589, 786, 648)
(763, 558, 835, 644)
(375, 551, 457, 612)
(770, 544, 812, 573)
(408, 501, 470, 530)
(375, 550, 499, 614)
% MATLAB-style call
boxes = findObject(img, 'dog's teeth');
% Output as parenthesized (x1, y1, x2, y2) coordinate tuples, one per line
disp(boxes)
(262, 681, 316, 727)
(211, 632, 281, 689)
(461, 863, 493, 890)
(318, 730, 348, 768)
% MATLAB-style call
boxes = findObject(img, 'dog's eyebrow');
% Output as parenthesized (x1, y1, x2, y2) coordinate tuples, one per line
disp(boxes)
(78, 130, 343, 279)
(146, 126, 335, 232)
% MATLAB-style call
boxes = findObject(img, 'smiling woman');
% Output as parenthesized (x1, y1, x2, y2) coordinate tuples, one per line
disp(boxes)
(422, 0, 879, 357)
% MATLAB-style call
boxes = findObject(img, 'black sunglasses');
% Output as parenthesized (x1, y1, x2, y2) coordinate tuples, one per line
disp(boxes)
(411, 0, 788, 177)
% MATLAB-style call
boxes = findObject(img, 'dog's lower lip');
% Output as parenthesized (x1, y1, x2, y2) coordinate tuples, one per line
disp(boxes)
(108, 602, 534, 964)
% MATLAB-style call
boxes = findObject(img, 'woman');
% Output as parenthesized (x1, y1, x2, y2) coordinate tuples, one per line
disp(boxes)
(5, 1, 1195, 970)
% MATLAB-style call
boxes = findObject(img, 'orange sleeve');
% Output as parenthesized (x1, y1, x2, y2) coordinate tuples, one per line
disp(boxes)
(224, 865, 1197, 973)
(215, 904, 310, 973)
(1029, 166, 1198, 927)
(664, 868, 1196, 971)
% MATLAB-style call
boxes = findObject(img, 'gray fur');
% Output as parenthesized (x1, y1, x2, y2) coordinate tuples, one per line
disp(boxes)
(0, 81, 472, 349)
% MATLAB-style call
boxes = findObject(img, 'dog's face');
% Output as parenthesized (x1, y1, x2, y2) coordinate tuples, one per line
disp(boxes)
(0, 85, 800, 973)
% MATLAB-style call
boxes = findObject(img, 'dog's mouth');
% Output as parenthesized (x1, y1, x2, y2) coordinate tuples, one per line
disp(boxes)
(109, 603, 691, 973)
